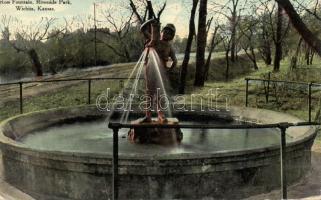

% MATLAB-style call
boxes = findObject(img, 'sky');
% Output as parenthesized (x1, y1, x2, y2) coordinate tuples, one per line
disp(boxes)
(0, 0, 193, 37)
(0, 0, 315, 38)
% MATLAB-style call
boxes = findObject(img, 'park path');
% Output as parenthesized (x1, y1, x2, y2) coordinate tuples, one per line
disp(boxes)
(0, 63, 136, 200)
(0, 62, 135, 105)
(1, 55, 320, 199)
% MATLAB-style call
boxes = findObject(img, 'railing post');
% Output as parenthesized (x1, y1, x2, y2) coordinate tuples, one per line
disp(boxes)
(266, 72, 271, 103)
(88, 79, 91, 105)
(279, 123, 288, 200)
(112, 127, 119, 200)
(308, 82, 312, 123)
(245, 78, 249, 107)
(19, 82, 23, 114)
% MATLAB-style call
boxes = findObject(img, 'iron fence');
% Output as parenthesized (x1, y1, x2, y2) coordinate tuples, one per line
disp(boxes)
(1, 76, 321, 199)
(0, 77, 142, 115)
(245, 77, 321, 123)
(108, 121, 320, 200)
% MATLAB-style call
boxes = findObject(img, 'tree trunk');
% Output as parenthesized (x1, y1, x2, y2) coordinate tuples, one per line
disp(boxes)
(250, 47, 258, 70)
(305, 47, 310, 65)
(28, 49, 43, 76)
(204, 45, 214, 81)
(260, 25, 272, 65)
(273, 4, 283, 72)
(179, 0, 199, 94)
(265, 44, 272, 65)
(310, 50, 314, 65)
(275, 0, 321, 56)
(230, 12, 237, 62)
(124, 46, 131, 62)
(204, 27, 219, 81)
(194, 0, 208, 87)
(290, 37, 303, 70)
(261, 41, 272, 65)
(243, 45, 258, 70)
(225, 49, 230, 82)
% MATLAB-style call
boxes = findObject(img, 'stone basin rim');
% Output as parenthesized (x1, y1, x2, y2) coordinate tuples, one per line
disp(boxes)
(0, 105, 317, 162)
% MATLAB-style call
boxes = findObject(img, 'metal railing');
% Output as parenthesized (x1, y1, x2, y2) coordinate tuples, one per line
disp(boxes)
(245, 77, 321, 122)
(108, 121, 320, 200)
(0, 77, 141, 114)
(1, 76, 321, 199)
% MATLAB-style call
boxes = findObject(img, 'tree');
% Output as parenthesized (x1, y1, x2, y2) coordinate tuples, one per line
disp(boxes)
(230, 0, 241, 62)
(204, 25, 221, 80)
(256, 1, 275, 65)
(194, 0, 208, 87)
(99, 4, 134, 62)
(273, 4, 284, 71)
(129, 0, 167, 25)
(290, 37, 303, 69)
(211, 0, 246, 62)
(275, 0, 321, 56)
(239, 16, 259, 70)
(257, 0, 290, 71)
(179, 0, 199, 94)
(0, 16, 59, 77)
(221, 27, 233, 82)
(260, 23, 273, 65)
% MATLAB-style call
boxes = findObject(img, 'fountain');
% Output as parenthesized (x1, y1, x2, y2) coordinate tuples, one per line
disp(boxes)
(114, 15, 182, 145)
(0, 16, 318, 200)
(0, 105, 317, 199)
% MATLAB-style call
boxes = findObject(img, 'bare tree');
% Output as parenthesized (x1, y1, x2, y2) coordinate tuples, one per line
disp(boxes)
(256, 0, 275, 65)
(179, 0, 199, 94)
(230, 0, 241, 62)
(129, 0, 167, 25)
(274, 3, 284, 71)
(276, 0, 321, 56)
(239, 16, 259, 70)
(68, 15, 97, 67)
(194, 0, 208, 87)
(293, 0, 321, 21)
(204, 25, 221, 80)
(99, 4, 134, 62)
(290, 37, 303, 69)
(260, 26, 273, 65)
(211, 0, 248, 62)
(0, 15, 60, 77)
(219, 25, 233, 82)
(257, 0, 290, 71)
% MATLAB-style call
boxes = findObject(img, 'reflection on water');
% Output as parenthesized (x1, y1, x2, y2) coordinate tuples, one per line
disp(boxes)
(20, 120, 292, 155)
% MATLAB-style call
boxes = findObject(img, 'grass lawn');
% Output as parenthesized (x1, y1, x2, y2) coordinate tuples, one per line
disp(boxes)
(0, 53, 320, 122)
(180, 55, 321, 122)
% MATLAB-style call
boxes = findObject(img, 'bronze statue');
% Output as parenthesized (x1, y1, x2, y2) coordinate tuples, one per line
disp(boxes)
(140, 19, 177, 123)
(127, 18, 182, 145)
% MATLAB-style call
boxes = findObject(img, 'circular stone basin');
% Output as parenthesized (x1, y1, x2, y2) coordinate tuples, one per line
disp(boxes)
(21, 120, 287, 155)
(0, 105, 317, 200)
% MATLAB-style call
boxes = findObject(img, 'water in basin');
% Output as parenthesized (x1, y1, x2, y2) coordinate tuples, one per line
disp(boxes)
(19, 119, 291, 155)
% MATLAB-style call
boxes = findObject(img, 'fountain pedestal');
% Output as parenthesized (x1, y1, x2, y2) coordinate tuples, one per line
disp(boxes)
(128, 118, 183, 145)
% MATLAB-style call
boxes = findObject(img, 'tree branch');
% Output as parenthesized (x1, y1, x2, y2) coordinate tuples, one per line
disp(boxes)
(129, 0, 143, 24)
(276, 0, 321, 56)
(157, 1, 167, 20)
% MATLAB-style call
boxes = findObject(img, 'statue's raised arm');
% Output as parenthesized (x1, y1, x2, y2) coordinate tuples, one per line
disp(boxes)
(140, 19, 161, 47)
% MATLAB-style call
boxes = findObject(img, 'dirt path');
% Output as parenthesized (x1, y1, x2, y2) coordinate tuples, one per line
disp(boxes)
(1, 59, 320, 199)
(0, 63, 135, 105)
